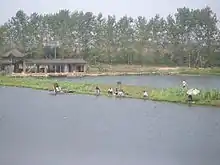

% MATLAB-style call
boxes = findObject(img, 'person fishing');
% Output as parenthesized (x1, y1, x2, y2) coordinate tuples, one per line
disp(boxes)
(187, 94, 193, 106)
(182, 80, 187, 88)
(53, 82, 61, 95)
(118, 89, 124, 97)
(188, 94, 193, 102)
(108, 87, 113, 95)
(95, 86, 100, 96)
(143, 90, 148, 98)
(114, 88, 118, 95)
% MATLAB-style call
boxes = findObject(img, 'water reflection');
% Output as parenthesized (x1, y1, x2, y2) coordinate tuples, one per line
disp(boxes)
(0, 87, 220, 165)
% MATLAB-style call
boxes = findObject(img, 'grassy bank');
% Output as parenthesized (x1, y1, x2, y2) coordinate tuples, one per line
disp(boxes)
(0, 76, 220, 107)
(178, 68, 220, 76)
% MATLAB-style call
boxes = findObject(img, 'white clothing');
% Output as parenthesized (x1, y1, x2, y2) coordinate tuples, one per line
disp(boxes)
(96, 89, 100, 95)
(108, 88, 113, 92)
(56, 87, 61, 92)
(182, 81, 187, 87)
(118, 91, 124, 96)
(143, 91, 148, 97)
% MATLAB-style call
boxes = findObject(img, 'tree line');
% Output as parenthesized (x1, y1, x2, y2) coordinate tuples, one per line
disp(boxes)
(0, 6, 220, 67)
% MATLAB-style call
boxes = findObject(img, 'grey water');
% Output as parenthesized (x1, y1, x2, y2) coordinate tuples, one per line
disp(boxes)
(57, 75, 220, 89)
(0, 87, 220, 165)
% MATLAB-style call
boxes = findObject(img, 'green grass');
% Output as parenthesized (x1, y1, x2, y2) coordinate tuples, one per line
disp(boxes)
(178, 68, 220, 76)
(0, 76, 220, 107)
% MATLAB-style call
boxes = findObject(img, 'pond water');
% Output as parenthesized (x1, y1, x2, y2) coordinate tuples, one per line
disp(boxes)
(0, 87, 220, 165)
(58, 75, 220, 89)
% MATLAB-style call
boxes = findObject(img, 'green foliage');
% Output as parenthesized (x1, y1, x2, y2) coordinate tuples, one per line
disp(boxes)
(0, 76, 220, 106)
(0, 7, 220, 67)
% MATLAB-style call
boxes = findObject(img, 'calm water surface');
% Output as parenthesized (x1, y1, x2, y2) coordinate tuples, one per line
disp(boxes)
(0, 87, 220, 165)
(59, 75, 220, 89)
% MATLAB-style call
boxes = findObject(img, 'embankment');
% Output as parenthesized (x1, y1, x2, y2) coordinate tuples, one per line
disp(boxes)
(0, 76, 219, 107)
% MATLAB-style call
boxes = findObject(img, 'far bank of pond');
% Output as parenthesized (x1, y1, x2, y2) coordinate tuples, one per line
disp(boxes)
(89, 65, 220, 76)
(0, 76, 220, 107)
(9, 67, 220, 78)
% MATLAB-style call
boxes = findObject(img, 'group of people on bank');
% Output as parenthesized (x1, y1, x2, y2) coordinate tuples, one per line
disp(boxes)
(107, 87, 124, 96)
(95, 86, 126, 97)
(52, 83, 148, 98)
(96, 86, 149, 98)
(52, 79, 194, 103)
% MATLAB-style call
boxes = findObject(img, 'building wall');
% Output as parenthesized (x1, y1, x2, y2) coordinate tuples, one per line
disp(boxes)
(4, 65, 14, 74)
(64, 64, 69, 72)
(22, 63, 86, 73)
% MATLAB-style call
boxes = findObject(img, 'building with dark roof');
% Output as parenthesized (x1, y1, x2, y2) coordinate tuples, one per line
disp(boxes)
(1, 49, 26, 58)
(0, 49, 87, 73)
(24, 58, 87, 73)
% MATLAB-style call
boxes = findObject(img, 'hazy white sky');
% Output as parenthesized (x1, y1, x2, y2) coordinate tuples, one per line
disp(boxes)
(0, 0, 219, 24)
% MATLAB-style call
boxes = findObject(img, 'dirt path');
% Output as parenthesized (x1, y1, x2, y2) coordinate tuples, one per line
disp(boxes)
(156, 67, 180, 70)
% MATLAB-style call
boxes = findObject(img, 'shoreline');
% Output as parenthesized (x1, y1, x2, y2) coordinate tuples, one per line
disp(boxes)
(10, 71, 176, 78)
(8, 68, 220, 78)
(0, 76, 219, 107)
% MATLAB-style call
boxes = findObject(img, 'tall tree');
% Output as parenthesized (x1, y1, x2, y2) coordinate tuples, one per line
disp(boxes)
(0, 6, 219, 67)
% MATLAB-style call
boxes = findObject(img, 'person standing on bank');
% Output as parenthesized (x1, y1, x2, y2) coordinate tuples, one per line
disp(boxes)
(182, 80, 187, 88)
(114, 88, 119, 95)
(95, 86, 100, 96)
(108, 87, 113, 95)
(53, 82, 61, 95)
(143, 90, 148, 98)
(188, 94, 193, 103)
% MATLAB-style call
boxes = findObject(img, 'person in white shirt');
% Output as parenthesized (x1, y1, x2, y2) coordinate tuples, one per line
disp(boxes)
(143, 91, 148, 97)
(53, 82, 61, 95)
(114, 88, 119, 95)
(118, 90, 124, 97)
(56, 86, 61, 92)
(108, 88, 113, 95)
(95, 86, 100, 96)
(182, 80, 187, 88)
